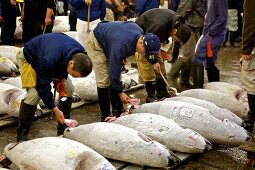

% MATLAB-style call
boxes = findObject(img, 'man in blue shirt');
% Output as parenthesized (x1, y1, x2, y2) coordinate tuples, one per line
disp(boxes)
(16, 33, 93, 141)
(85, 21, 161, 121)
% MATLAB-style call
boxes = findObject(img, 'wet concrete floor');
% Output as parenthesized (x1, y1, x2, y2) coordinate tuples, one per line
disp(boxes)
(0, 45, 254, 170)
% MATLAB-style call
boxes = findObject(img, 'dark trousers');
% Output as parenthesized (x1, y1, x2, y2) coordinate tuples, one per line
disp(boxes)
(23, 20, 53, 43)
(1, 5, 16, 45)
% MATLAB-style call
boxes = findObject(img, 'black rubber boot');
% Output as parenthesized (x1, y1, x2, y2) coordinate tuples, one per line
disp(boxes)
(156, 78, 172, 100)
(192, 64, 204, 89)
(57, 97, 72, 136)
(97, 87, 111, 121)
(244, 94, 255, 133)
(145, 81, 157, 103)
(206, 67, 220, 82)
(110, 85, 125, 117)
(180, 62, 193, 88)
(169, 59, 184, 88)
(17, 100, 37, 142)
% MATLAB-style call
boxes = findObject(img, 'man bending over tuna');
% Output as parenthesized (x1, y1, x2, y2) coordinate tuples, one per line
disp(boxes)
(16, 33, 93, 142)
(85, 21, 161, 121)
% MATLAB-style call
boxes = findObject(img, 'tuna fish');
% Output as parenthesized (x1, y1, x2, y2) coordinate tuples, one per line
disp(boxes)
(164, 96, 243, 126)
(203, 82, 248, 103)
(0, 83, 42, 117)
(0, 57, 18, 76)
(2, 77, 22, 89)
(132, 101, 250, 146)
(113, 113, 212, 153)
(64, 122, 180, 168)
(0, 45, 21, 64)
(4, 137, 116, 170)
(179, 89, 249, 119)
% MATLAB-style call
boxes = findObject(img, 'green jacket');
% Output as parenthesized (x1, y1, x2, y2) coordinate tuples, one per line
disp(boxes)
(242, 0, 255, 55)
(176, 0, 205, 30)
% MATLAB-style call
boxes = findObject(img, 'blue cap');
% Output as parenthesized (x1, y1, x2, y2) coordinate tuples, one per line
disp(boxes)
(143, 33, 161, 57)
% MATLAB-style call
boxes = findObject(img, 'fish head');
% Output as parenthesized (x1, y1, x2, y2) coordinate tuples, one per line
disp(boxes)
(183, 129, 213, 152)
(0, 57, 18, 75)
(4, 88, 25, 116)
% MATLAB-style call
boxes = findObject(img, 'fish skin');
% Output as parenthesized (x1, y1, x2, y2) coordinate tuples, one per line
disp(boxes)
(203, 82, 247, 102)
(4, 137, 116, 170)
(164, 96, 243, 126)
(64, 122, 180, 168)
(113, 113, 212, 153)
(132, 101, 250, 146)
(0, 57, 18, 76)
(179, 89, 249, 119)
(0, 46, 21, 65)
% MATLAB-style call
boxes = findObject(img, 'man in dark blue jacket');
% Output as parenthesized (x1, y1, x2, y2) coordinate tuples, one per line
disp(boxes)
(135, 0, 160, 16)
(69, 0, 106, 48)
(192, 0, 227, 88)
(16, 33, 93, 141)
(85, 21, 161, 121)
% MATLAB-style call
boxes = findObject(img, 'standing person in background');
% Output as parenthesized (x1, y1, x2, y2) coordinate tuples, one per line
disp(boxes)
(169, 0, 205, 90)
(68, 0, 106, 48)
(21, 0, 56, 43)
(85, 21, 161, 121)
(135, 0, 160, 16)
(0, 0, 16, 45)
(105, 0, 127, 21)
(135, 9, 191, 102)
(241, 0, 255, 135)
(191, 0, 228, 88)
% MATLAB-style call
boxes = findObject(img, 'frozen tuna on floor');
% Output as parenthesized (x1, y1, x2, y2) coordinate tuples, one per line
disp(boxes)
(0, 45, 21, 65)
(64, 122, 180, 168)
(2, 77, 22, 89)
(0, 83, 42, 117)
(179, 89, 249, 119)
(4, 137, 115, 170)
(113, 113, 212, 153)
(164, 96, 243, 126)
(132, 101, 250, 146)
(0, 57, 18, 76)
(203, 82, 248, 103)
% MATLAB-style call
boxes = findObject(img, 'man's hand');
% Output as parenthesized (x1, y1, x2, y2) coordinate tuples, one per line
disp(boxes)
(10, 0, 16, 5)
(0, 16, 3, 22)
(85, 0, 92, 6)
(119, 92, 130, 104)
(53, 107, 65, 124)
(241, 54, 252, 61)
(153, 62, 161, 73)
(45, 17, 52, 26)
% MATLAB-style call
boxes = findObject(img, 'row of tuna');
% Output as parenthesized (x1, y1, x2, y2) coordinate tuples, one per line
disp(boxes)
(2, 81, 250, 169)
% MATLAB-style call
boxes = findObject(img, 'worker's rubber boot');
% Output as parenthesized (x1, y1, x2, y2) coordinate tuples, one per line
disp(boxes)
(145, 81, 157, 103)
(206, 67, 220, 82)
(169, 59, 184, 88)
(97, 87, 111, 122)
(156, 78, 172, 100)
(17, 100, 37, 142)
(110, 85, 125, 117)
(192, 64, 204, 89)
(57, 97, 72, 136)
(244, 94, 255, 133)
(180, 62, 193, 88)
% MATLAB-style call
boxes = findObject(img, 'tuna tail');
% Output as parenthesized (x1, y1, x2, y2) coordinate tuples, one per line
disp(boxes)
(168, 150, 181, 167)
(204, 139, 213, 151)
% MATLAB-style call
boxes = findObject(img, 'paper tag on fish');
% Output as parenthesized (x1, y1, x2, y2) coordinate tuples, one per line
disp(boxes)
(128, 98, 140, 109)
(187, 130, 199, 141)
(64, 119, 78, 128)
(151, 142, 165, 155)
(178, 107, 194, 118)
(96, 162, 115, 170)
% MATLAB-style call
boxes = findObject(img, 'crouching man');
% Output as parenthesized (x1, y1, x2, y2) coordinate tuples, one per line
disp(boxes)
(16, 33, 93, 141)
